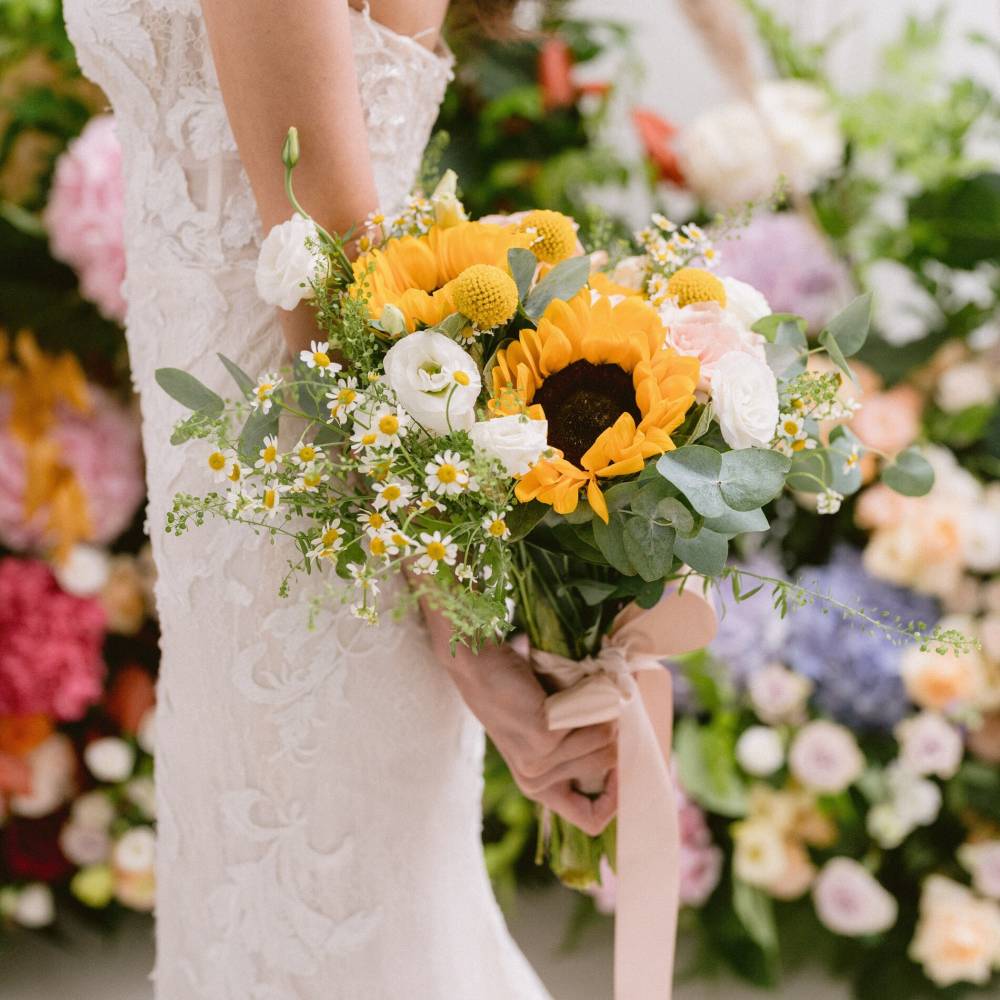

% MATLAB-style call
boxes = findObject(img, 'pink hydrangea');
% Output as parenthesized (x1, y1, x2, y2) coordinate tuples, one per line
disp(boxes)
(0, 557, 106, 720)
(45, 115, 126, 323)
(589, 784, 723, 913)
(0, 385, 144, 553)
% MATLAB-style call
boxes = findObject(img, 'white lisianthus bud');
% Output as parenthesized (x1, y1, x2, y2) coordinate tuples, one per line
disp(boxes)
(382, 331, 481, 434)
(54, 544, 110, 597)
(469, 415, 549, 476)
(378, 303, 407, 337)
(255, 214, 321, 310)
(735, 726, 784, 777)
(84, 736, 136, 784)
(13, 884, 55, 929)
(431, 169, 467, 228)
(710, 351, 779, 450)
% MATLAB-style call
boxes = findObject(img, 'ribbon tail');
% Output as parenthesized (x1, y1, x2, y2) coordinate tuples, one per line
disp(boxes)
(614, 670, 679, 1000)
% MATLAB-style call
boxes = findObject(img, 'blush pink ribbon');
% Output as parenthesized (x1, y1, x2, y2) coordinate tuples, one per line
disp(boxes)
(531, 580, 717, 1000)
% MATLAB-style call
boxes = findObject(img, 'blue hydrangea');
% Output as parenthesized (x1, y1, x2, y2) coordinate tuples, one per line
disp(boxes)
(784, 547, 939, 731)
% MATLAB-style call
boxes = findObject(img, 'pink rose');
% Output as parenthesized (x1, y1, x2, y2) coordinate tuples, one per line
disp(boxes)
(661, 301, 766, 393)
(850, 384, 922, 457)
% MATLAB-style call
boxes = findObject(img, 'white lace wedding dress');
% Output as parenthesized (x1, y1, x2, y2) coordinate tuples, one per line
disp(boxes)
(62, 4, 551, 997)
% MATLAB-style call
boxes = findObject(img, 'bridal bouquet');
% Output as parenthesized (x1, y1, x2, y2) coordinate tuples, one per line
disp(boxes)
(157, 128, 971, 993)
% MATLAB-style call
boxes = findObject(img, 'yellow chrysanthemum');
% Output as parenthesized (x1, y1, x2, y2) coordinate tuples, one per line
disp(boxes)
(518, 209, 577, 264)
(451, 264, 519, 329)
(353, 221, 532, 332)
(666, 266, 726, 308)
(493, 294, 699, 522)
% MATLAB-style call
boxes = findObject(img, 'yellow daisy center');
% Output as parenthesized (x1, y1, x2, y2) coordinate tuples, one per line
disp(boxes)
(256, 383, 273, 400)
(321, 527, 341, 546)
(298, 445, 317, 463)
(519, 209, 577, 264)
(378, 414, 400, 436)
(487, 519, 508, 537)
(263, 488, 277, 509)
(370, 536, 388, 556)
(208, 451, 226, 471)
(390, 532, 409, 547)
(303, 470, 323, 488)
(435, 464, 458, 484)
(361, 432, 377, 446)
(338, 388, 357, 404)
(792, 438, 808, 452)
(783, 419, 800, 435)
(666, 267, 726, 308)
(261, 444, 277, 463)
(451, 264, 519, 330)
(227, 464, 241, 482)
(426, 541, 447, 561)
(312, 351, 331, 368)
(366, 512, 386, 530)
(382, 485, 401, 502)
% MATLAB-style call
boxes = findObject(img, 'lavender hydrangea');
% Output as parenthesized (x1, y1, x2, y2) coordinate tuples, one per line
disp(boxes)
(715, 212, 854, 332)
(785, 548, 939, 731)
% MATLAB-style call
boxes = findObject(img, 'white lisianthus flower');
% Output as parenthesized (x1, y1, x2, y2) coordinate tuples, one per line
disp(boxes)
(383, 331, 482, 434)
(710, 352, 779, 450)
(13, 884, 55, 929)
(910, 876, 1000, 987)
(430, 169, 467, 228)
(789, 720, 863, 794)
(677, 80, 842, 210)
(812, 858, 898, 937)
(735, 726, 784, 777)
(748, 663, 813, 725)
(895, 711, 964, 779)
(84, 736, 136, 784)
(469, 415, 549, 476)
(254, 214, 321, 310)
(54, 544, 110, 597)
(722, 277, 771, 328)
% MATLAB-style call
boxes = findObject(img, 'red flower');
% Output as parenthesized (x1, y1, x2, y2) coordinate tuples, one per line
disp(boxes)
(539, 38, 575, 111)
(2, 810, 73, 883)
(632, 107, 686, 186)
(105, 665, 155, 735)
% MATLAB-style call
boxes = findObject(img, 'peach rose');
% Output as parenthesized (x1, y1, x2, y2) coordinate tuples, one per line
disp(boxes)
(901, 623, 989, 712)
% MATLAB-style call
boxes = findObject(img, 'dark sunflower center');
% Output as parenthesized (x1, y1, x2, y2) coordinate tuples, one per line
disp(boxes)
(533, 360, 640, 467)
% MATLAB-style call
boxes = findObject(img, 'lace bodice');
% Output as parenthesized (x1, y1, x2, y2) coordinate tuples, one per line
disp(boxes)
(62, 3, 551, 997)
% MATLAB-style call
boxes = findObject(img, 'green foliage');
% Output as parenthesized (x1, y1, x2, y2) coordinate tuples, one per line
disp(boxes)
(154, 368, 225, 416)
(522, 255, 591, 321)
(880, 447, 935, 496)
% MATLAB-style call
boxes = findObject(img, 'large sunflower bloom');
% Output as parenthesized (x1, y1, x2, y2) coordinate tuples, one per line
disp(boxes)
(493, 294, 699, 522)
(353, 222, 533, 332)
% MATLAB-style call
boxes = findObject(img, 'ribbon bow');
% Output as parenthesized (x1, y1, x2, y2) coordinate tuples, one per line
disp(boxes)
(531, 580, 717, 1000)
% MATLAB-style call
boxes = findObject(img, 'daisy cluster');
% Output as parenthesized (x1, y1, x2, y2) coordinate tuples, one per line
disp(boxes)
(635, 214, 721, 305)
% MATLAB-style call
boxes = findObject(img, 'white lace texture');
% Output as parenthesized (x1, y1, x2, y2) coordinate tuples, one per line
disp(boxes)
(62, 2, 551, 996)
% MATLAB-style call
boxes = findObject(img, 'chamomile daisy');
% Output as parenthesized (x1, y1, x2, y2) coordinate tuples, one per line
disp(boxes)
(205, 447, 239, 484)
(310, 520, 345, 560)
(255, 435, 280, 474)
(481, 513, 511, 540)
(367, 531, 400, 561)
(293, 467, 329, 492)
(252, 373, 282, 414)
(424, 451, 470, 496)
(325, 377, 363, 424)
(299, 340, 341, 376)
(417, 492, 445, 514)
(255, 484, 288, 520)
(372, 479, 413, 513)
(415, 531, 458, 574)
(364, 406, 409, 449)
(291, 439, 321, 467)
(357, 510, 390, 535)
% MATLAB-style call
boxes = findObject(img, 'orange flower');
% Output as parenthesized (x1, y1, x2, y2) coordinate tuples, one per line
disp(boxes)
(493, 294, 699, 521)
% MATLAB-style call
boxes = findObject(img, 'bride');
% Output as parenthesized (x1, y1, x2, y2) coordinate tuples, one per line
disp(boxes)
(62, 1, 618, 995)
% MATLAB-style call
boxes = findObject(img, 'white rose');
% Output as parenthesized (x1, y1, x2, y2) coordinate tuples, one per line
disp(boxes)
(10, 734, 76, 818)
(735, 726, 784, 776)
(469, 415, 548, 476)
(430, 169, 467, 228)
(789, 720, 863, 794)
(895, 712, 964, 779)
(812, 859, 898, 937)
(54, 544, 110, 597)
(722, 277, 771, 327)
(748, 663, 813, 725)
(254, 214, 321, 310)
(13, 884, 55, 929)
(112, 826, 156, 874)
(382, 331, 482, 434)
(84, 736, 136, 784)
(935, 361, 995, 413)
(677, 80, 842, 210)
(710, 351, 779, 449)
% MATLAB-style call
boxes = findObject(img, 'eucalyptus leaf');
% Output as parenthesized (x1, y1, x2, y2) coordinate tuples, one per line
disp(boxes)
(718, 449, 790, 511)
(592, 514, 637, 576)
(237, 406, 279, 465)
(785, 448, 830, 494)
(881, 447, 934, 497)
(435, 312, 470, 340)
(523, 255, 590, 321)
(155, 368, 224, 415)
(733, 880, 778, 954)
(563, 579, 618, 606)
(217, 353, 254, 397)
(818, 327, 854, 381)
(827, 430, 863, 495)
(654, 496, 698, 537)
(821, 292, 872, 357)
(750, 313, 805, 343)
(674, 527, 728, 576)
(764, 320, 808, 379)
(675, 717, 748, 817)
(622, 515, 676, 583)
(505, 499, 549, 540)
(656, 446, 728, 518)
(508, 248, 538, 301)
(704, 507, 769, 537)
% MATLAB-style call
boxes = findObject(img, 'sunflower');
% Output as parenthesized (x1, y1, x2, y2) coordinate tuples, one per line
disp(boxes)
(492, 293, 699, 522)
(353, 222, 533, 332)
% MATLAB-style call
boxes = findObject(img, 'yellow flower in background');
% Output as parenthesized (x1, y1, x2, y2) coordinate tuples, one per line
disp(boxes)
(493, 294, 699, 522)
(353, 221, 532, 332)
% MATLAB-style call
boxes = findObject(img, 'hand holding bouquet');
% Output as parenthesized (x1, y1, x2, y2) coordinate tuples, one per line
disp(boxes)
(156, 129, 971, 998)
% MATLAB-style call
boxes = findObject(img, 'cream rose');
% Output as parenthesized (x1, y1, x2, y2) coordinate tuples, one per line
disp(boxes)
(721, 277, 771, 327)
(709, 351, 779, 450)
(469, 414, 549, 476)
(254, 214, 321, 310)
(382, 331, 482, 434)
